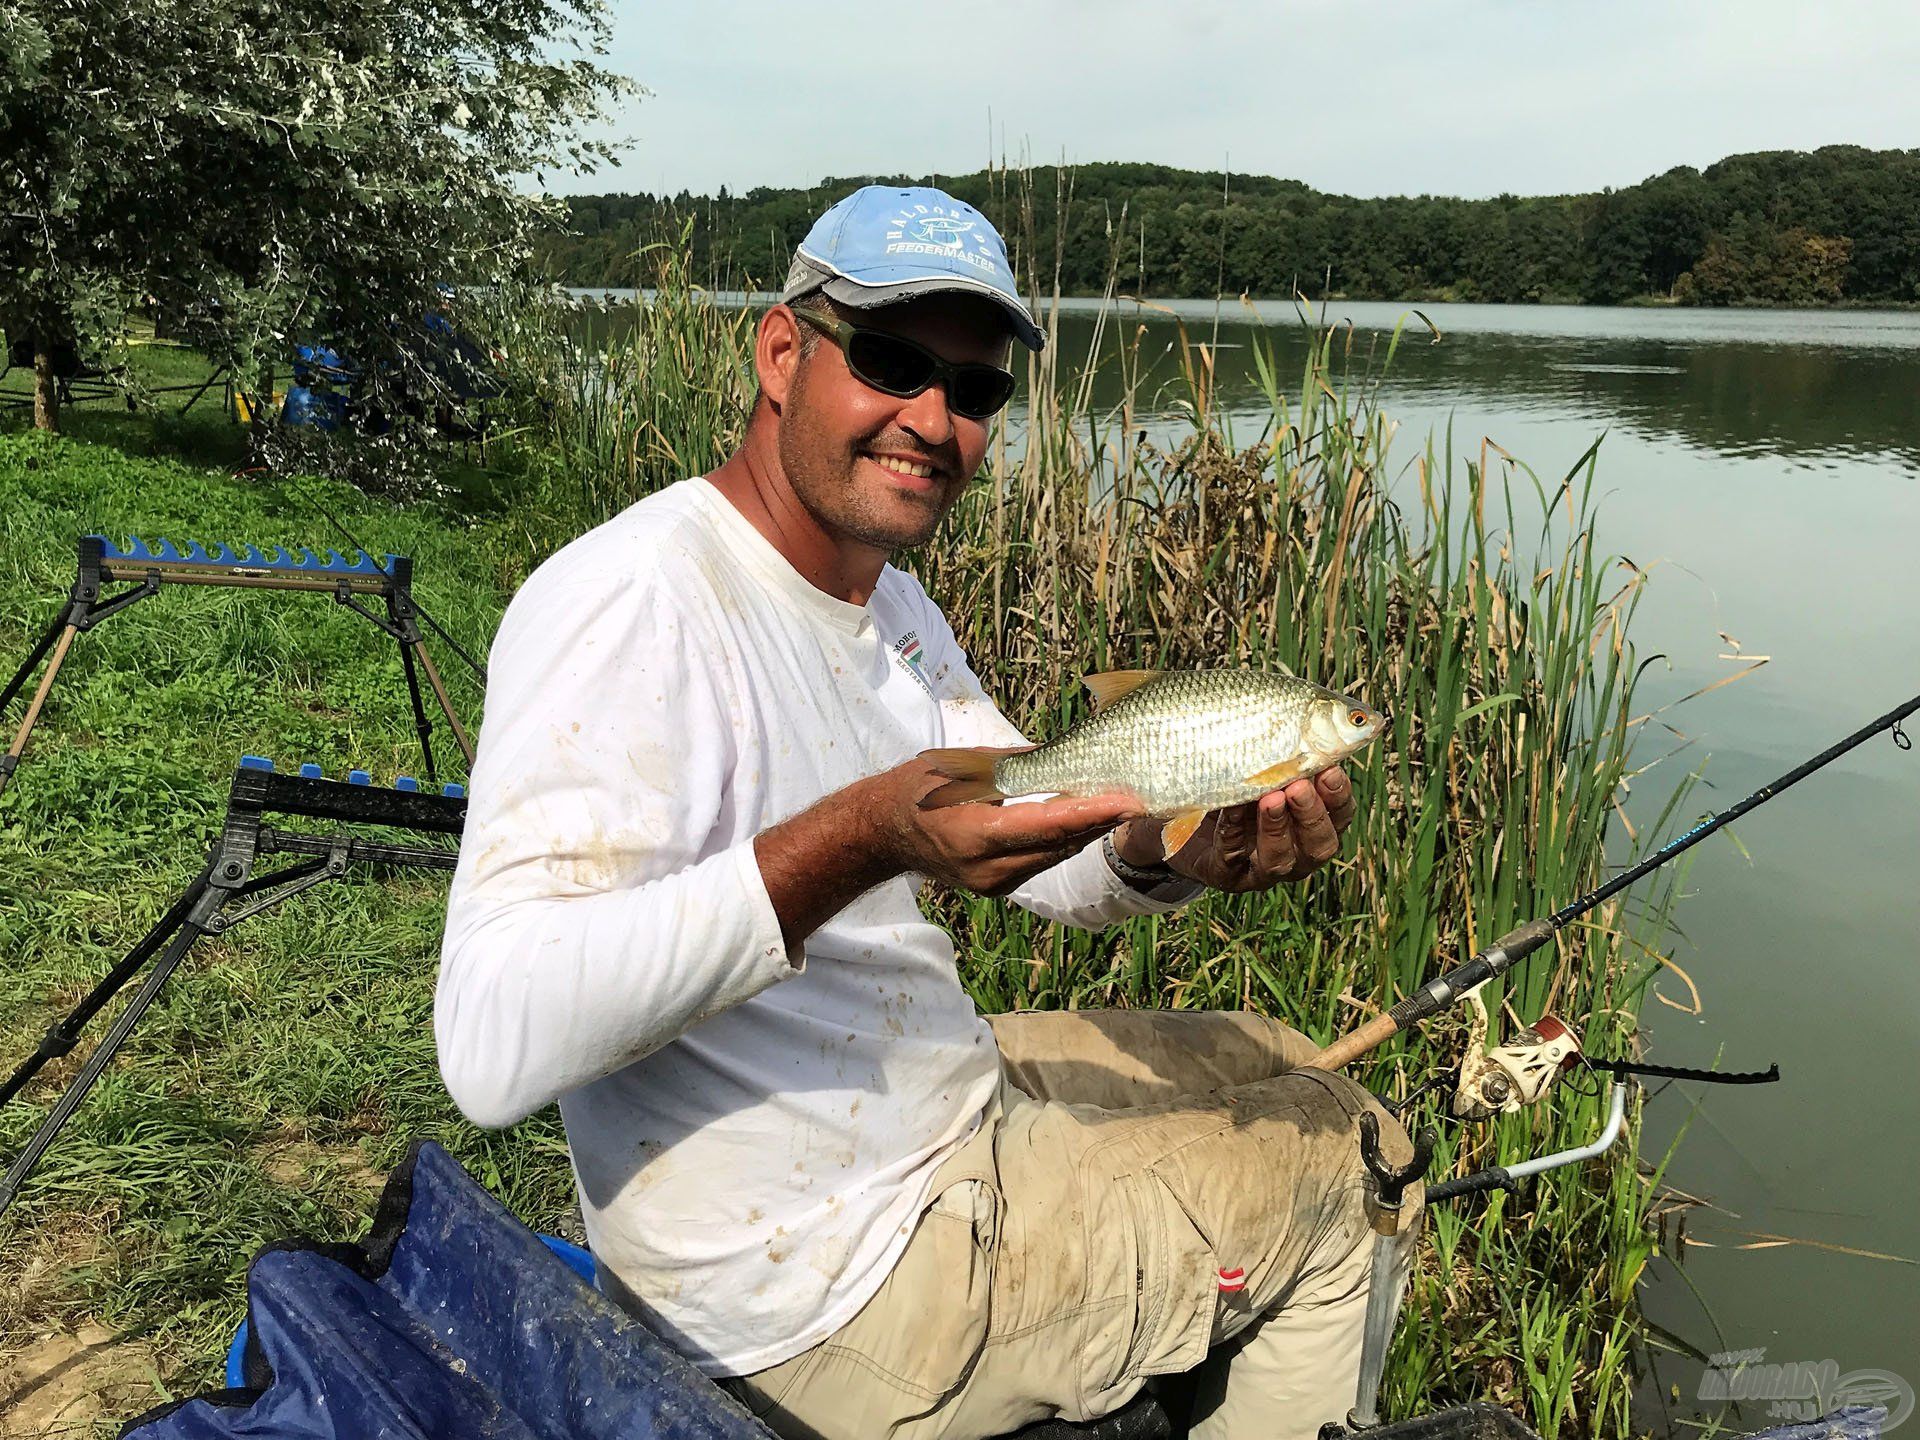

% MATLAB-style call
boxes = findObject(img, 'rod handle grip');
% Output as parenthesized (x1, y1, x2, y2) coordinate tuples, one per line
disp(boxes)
(1304, 1012, 1400, 1072)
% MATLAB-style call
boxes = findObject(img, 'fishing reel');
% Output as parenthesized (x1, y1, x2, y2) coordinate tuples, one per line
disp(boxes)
(1451, 984, 1582, 1120)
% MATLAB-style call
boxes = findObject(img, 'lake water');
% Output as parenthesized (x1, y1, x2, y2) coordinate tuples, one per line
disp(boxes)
(585, 291, 1920, 1427)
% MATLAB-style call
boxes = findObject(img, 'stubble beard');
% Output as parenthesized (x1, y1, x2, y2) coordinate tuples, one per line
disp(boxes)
(777, 405, 956, 554)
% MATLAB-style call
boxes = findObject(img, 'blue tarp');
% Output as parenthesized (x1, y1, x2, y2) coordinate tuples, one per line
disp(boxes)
(1746, 1410, 1886, 1439)
(120, 1141, 771, 1440)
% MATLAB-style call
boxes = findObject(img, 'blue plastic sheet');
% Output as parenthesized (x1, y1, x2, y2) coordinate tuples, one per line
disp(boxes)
(120, 1141, 771, 1440)
(1744, 1409, 1886, 1439)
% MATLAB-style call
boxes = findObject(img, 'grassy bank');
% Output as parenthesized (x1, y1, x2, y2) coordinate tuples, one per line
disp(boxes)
(2, 284, 1679, 1435)
(0, 429, 568, 1430)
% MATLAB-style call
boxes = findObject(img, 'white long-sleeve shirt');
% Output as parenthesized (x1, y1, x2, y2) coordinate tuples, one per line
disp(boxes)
(435, 476, 1195, 1377)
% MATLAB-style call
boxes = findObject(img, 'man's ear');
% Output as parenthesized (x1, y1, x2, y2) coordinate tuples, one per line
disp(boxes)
(757, 305, 805, 409)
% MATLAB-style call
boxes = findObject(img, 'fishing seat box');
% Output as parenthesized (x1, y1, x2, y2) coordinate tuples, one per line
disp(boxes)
(120, 1140, 1543, 1440)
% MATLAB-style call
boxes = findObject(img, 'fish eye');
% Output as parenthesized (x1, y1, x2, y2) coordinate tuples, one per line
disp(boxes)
(1348, 708, 1369, 728)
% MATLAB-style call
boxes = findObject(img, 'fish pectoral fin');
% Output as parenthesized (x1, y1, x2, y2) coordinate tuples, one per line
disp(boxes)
(1159, 808, 1208, 858)
(917, 747, 1018, 808)
(1082, 669, 1163, 712)
(1243, 757, 1310, 790)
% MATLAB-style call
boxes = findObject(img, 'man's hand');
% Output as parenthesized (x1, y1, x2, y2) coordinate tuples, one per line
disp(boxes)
(1112, 766, 1357, 895)
(885, 758, 1145, 897)
(755, 759, 1144, 948)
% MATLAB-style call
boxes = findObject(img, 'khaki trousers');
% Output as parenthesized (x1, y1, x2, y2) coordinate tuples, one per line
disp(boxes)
(725, 1010, 1422, 1440)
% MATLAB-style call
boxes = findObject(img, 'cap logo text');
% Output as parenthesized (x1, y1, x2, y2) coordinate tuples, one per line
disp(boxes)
(884, 204, 1004, 276)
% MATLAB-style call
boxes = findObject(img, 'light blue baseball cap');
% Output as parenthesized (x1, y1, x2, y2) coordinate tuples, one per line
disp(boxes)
(782, 185, 1045, 351)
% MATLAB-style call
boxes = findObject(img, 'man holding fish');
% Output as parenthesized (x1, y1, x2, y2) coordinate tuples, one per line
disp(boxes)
(436, 187, 1419, 1440)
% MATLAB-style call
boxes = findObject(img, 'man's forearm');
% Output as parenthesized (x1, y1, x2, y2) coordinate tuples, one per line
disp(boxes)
(754, 774, 904, 949)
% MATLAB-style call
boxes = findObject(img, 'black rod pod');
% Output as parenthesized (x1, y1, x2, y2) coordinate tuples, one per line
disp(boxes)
(1360, 1112, 1435, 1217)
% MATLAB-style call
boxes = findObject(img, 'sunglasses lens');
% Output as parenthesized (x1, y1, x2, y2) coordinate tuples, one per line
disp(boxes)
(846, 331, 936, 397)
(951, 367, 1016, 419)
(840, 325, 1015, 420)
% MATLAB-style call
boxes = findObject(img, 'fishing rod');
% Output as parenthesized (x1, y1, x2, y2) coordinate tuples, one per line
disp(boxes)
(1308, 686, 1920, 1073)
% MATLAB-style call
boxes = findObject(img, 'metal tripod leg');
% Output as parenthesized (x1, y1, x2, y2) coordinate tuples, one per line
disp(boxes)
(0, 873, 210, 1109)
(0, 917, 207, 1218)
(0, 608, 71, 715)
(0, 621, 78, 798)
(369, 571, 473, 775)
(410, 640, 474, 767)
(1321, 1113, 1434, 1436)
(177, 363, 229, 415)
(398, 641, 440, 784)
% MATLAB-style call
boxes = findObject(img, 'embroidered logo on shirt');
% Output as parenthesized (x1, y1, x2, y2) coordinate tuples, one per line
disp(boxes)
(891, 632, 936, 699)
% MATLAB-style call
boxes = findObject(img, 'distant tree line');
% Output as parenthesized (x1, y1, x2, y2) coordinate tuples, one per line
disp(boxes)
(538, 146, 1920, 307)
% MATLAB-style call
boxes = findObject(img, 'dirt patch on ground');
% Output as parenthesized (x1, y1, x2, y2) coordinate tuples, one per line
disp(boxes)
(0, 1325, 164, 1438)
(258, 1137, 385, 1193)
(4, 1230, 94, 1310)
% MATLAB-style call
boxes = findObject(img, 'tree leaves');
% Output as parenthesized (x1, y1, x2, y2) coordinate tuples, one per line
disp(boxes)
(0, 0, 635, 432)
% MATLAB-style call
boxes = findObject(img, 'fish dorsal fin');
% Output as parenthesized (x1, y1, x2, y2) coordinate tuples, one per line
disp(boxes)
(1082, 669, 1163, 712)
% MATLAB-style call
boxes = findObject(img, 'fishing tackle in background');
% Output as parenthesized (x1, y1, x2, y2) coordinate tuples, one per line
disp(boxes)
(1309, 686, 1920, 1436)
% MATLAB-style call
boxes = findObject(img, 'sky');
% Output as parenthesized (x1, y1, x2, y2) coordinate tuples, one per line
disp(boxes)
(561, 0, 1918, 200)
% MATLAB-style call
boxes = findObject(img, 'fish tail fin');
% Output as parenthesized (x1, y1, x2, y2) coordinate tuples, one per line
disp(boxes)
(918, 747, 1010, 808)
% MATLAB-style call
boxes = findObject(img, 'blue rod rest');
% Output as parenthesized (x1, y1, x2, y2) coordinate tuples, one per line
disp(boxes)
(97, 535, 398, 577)
(238, 757, 468, 799)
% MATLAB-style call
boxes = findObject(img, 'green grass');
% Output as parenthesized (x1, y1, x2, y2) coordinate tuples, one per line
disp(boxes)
(0, 331, 247, 473)
(0, 426, 576, 1418)
(2, 275, 1688, 1436)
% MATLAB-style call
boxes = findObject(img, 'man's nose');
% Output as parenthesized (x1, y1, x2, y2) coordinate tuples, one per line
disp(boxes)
(896, 380, 956, 447)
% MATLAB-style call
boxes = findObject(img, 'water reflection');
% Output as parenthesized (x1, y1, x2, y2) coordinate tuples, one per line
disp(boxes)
(1047, 305, 1920, 467)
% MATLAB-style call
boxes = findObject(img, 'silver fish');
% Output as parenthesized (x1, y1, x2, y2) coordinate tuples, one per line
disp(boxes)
(921, 667, 1388, 856)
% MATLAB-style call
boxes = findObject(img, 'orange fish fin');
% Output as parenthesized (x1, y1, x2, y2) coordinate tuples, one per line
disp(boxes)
(1082, 669, 1163, 712)
(917, 747, 1015, 808)
(1243, 756, 1310, 790)
(1159, 808, 1208, 858)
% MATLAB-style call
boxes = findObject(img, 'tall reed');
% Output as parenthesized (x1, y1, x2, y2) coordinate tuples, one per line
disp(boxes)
(512, 242, 1684, 1438)
(474, 229, 754, 560)
(923, 315, 1684, 1437)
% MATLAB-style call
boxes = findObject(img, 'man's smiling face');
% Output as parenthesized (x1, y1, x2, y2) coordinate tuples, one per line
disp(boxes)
(772, 293, 1012, 553)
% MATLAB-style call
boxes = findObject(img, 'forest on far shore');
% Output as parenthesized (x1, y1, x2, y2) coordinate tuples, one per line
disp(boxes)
(538, 145, 1919, 308)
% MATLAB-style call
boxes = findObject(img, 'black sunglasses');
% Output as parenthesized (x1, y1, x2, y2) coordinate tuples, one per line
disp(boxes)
(791, 307, 1017, 421)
